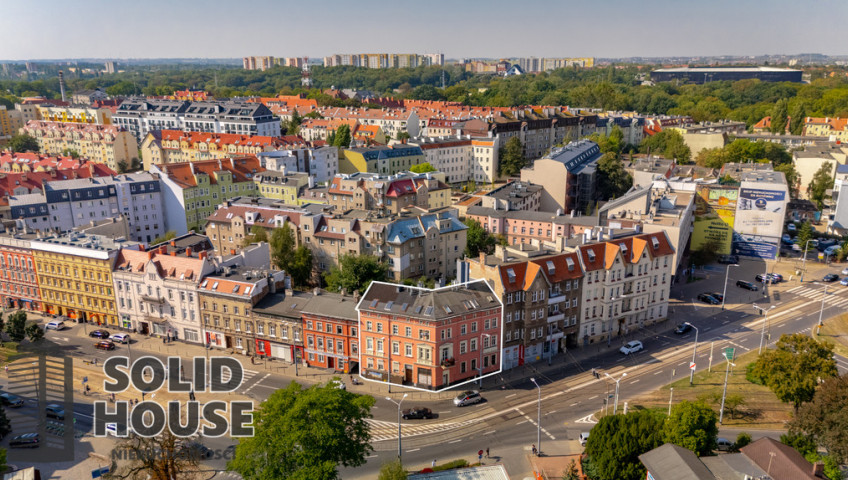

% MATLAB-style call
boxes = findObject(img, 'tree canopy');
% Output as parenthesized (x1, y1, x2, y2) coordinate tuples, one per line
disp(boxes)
(464, 218, 496, 258)
(323, 254, 389, 294)
(498, 136, 525, 177)
(791, 373, 848, 464)
(584, 409, 665, 480)
(808, 163, 835, 210)
(229, 381, 375, 480)
(662, 400, 718, 456)
(639, 130, 691, 163)
(597, 152, 633, 200)
(409, 162, 436, 173)
(8, 134, 39, 153)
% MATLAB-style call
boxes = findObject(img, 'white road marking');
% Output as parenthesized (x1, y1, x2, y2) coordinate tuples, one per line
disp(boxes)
(505, 393, 516, 399)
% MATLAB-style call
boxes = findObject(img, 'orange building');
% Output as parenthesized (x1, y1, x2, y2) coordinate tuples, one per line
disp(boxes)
(300, 291, 360, 372)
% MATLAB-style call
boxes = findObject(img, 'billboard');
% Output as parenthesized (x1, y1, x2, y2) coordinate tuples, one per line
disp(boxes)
(735, 187, 786, 238)
(732, 233, 780, 259)
(692, 186, 738, 254)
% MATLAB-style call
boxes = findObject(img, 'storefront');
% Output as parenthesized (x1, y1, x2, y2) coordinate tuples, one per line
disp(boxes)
(205, 330, 227, 349)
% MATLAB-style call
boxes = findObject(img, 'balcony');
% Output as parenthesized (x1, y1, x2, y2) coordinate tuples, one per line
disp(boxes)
(547, 313, 565, 323)
(548, 293, 564, 305)
(440, 357, 455, 368)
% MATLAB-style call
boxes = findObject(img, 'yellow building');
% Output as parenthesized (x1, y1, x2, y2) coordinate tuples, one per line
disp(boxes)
(36, 105, 112, 125)
(254, 171, 311, 203)
(0, 106, 23, 142)
(31, 234, 140, 326)
(19, 121, 138, 171)
(340, 145, 425, 175)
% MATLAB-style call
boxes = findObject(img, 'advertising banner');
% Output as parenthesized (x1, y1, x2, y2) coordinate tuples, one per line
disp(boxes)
(735, 188, 787, 237)
(732, 233, 780, 259)
(692, 186, 737, 254)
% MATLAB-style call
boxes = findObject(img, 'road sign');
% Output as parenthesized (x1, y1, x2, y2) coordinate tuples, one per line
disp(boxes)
(724, 347, 735, 361)
(91, 466, 109, 478)
(82, 376, 88, 384)
(689, 362, 696, 370)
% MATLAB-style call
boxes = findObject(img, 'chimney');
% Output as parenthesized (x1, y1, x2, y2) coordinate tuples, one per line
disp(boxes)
(171, 251, 176, 256)
(230, 249, 236, 255)
(340, 287, 347, 297)
(813, 462, 824, 477)
(353, 290, 360, 302)
(170, 240, 176, 247)
(159, 245, 167, 255)
(479, 251, 486, 265)
(186, 246, 193, 257)
(199, 251, 208, 260)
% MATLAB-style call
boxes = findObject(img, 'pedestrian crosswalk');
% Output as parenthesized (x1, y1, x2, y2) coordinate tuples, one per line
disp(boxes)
(366, 417, 482, 442)
(786, 285, 848, 307)
(213, 368, 259, 386)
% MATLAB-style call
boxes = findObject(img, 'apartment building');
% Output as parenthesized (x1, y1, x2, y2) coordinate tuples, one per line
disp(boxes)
(32, 233, 140, 326)
(793, 143, 848, 197)
(339, 145, 425, 176)
(467, 248, 584, 369)
(20, 121, 138, 171)
(151, 157, 264, 234)
(251, 289, 309, 364)
(323, 53, 442, 68)
(242, 56, 276, 71)
(205, 201, 311, 254)
(466, 206, 598, 246)
(140, 130, 309, 171)
(35, 105, 113, 125)
(257, 146, 339, 183)
(383, 211, 466, 281)
(254, 170, 311, 203)
(356, 281, 502, 391)
(520, 140, 602, 214)
(0, 232, 42, 312)
(0, 105, 24, 141)
(301, 290, 360, 372)
(326, 172, 450, 213)
(409, 136, 473, 184)
(322, 108, 420, 139)
(480, 181, 543, 212)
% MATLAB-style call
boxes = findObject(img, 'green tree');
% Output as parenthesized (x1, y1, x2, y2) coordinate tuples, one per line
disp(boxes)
(61, 148, 80, 159)
(284, 109, 303, 135)
(723, 394, 747, 420)
(775, 163, 801, 198)
(410, 84, 445, 101)
(409, 162, 436, 173)
(639, 130, 691, 163)
(562, 459, 580, 480)
(105, 80, 138, 97)
(691, 238, 720, 266)
(796, 222, 814, 252)
(332, 124, 352, 148)
(5, 311, 27, 342)
(396, 131, 410, 141)
(584, 409, 665, 480)
(289, 245, 314, 288)
(734, 432, 752, 451)
(229, 381, 374, 480)
(791, 373, 848, 463)
(662, 400, 718, 456)
(377, 459, 408, 480)
(789, 102, 808, 135)
(781, 431, 818, 458)
(152, 231, 177, 245)
(8, 134, 39, 153)
(463, 218, 496, 258)
(747, 333, 838, 413)
(25, 323, 43, 343)
(770, 98, 789, 134)
(589, 126, 625, 155)
(498, 136, 525, 177)
(323, 254, 389, 294)
(242, 224, 269, 247)
(270, 224, 297, 272)
(597, 152, 633, 199)
(808, 163, 834, 210)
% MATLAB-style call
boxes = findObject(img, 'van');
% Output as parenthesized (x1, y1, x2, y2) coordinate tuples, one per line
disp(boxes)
(716, 437, 733, 451)
(579, 432, 590, 446)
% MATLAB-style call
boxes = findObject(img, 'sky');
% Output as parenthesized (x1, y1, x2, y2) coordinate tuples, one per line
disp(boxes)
(1, 0, 847, 60)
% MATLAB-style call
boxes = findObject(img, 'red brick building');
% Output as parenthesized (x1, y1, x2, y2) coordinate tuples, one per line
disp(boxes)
(301, 291, 360, 373)
(0, 233, 42, 312)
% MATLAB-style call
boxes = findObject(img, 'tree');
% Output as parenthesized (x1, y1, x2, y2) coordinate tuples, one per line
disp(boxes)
(377, 459, 408, 480)
(409, 162, 436, 174)
(25, 323, 43, 343)
(639, 130, 691, 163)
(229, 381, 375, 480)
(332, 124, 352, 148)
(152, 231, 177, 245)
(498, 136, 525, 177)
(270, 224, 297, 272)
(118, 158, 142, 173)
(242, 224, 269, 247)
(791, 373, 848, 463)
(775, 163, 801, 198)
(734, 432, 752, 451)
(562, 459, 580, 480)
(584, 409, 665, 480)
(662, 400, 718, 456)
(289, 245, 314, 288)
(691, 238, 720, 267)
(395, 131, 410, 141)
(808, 163, 834, 210)
(723, 394, 747, 420)
(111, 429, 200, 480)
(770, 98, 789, 134)
(747, 333, 838, 413)
(789, 102, 808, 135)
(284, 109, 303, 136)
(323, 254, 389, 294)
(796, 222, 814, 252)
(597, 152, 633, 199)
(61, 148, 80, 159)
(463, 218, 496, 258)
(5, 311, 26, 342)
(8, 134, 39, 153)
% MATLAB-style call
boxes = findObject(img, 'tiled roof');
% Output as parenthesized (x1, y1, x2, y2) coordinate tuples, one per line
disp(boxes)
(115, 248, 206, 282)
(206, 205, 301, 227)
(358, 281, 499, 321)
(21, 120, 128, 137)
(159, 130, 307, 149)
(155, 157, 264, 189)
(741, 437, 822, 480)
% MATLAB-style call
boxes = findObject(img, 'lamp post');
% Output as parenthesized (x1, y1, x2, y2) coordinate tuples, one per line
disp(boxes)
(815, 282, 828, 327)
(686, 322, 699, 385)
(721, 264, 739, 310)
(718, 360, 737, 424)
(754, 304, 776, 354)
(604, 372, 627, 414)
(668, 387, 674, 416)
(478, 333, 492, 388)
(385, 393, 408, 462)
(530, 377, 541, 456)
(801, 239, 815, 281)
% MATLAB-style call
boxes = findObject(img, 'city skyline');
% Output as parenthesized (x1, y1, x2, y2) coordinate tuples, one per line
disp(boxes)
(1, 0, 846, 61)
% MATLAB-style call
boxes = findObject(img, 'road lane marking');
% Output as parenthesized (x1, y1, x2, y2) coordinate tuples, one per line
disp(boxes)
(407, 448, 420, 452)
(505, 393, 516, 399)
(588, 395, 598, 400)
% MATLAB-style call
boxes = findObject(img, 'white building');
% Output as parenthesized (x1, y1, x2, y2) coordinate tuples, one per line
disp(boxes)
(409, 136, 473, 184)
(257, 146, 339, 183)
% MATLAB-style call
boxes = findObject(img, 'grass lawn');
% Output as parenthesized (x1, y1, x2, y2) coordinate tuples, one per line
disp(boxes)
(602, 350, 794, 430)
(813, 312, 848, 359)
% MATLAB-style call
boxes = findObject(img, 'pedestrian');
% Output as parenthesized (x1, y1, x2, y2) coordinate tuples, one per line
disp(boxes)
(486, 447, 489, 458)
(4, 365, 7, 375)
(478, 450, 483, 463)
(432, 459, 436, 468)
(85, 385, 90, 396)
(532, 444, 537, 455)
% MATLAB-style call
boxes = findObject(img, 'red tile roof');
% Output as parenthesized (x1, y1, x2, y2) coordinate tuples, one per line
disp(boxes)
(159, 130, 307, 149)
(155, 157, 264, 189)
(206, 205, 301, 228)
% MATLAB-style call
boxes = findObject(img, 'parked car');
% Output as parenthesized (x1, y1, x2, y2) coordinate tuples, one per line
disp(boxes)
(782, 234, 792, 243)
(823, 274, 840, 283)
(45, 404, 64, 420)
(110, 333, 130, 344)
(710, 292, 724, 302)
(619, 340, 644, 355)
(736, 280, 758, 291)
(0, 392, 24, 407)
(45, 321, 65, 330)
(674, 323, 692, 335)
(579, 432, 590, 446)
(716, 437, 733, 452)
(402, 407, 434, 420)
(453, 390, 483, 407)
(89, 330, 110, 339)
(841, 267, 848, 275)
(697, 293, 720, 305)
(792, 244, 802, 252)
(839, 277, 848, 286)
(755, 274, 778, 284)
(825, 245, 840, 256)
(787, 223, 797, 232)
(770, 273, 784, 282)
(9, 433, 39, 449)
(95, 341, 116, 351)
(718, 255, 739, 265)
(810, 240, 820, 248)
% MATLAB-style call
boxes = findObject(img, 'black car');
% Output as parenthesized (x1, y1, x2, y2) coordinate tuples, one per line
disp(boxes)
(736, 280, 758, 291)
(823, 274, 840, 283)
(89, 330, 110, 339)
(710, 292, 724, 303)
(9, 433, 39, 448)
(45, 404, 65, 420)
(0, 392, 24, 408)
(674, 323, 692, 334)
(697, 293, 720, 305)
(718, 255, 739, 265)
(402, 407, 434, 420)
(755, 274, 778, 284)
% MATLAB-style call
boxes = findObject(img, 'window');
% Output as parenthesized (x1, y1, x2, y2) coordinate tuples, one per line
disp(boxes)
(405, 344, 412, 357)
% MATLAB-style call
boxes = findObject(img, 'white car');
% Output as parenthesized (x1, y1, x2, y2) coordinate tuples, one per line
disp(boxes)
(787, 223, 797, 232)
(792, 244, 802, 251)
(619, 340, 644, 355)
(45, 321, 66, 330)
(825, 245, 840, 256)
(110, 333, 130, 344)
(841, 267, 848, 275)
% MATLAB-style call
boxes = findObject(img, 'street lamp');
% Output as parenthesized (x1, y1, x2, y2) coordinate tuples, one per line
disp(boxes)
(478, 333, 492, 388)
(801, 239, 816, 280)
(385, 393, 408, 462)
(718, 360, 737, 424)
(685, 322, 699, 386)
(813, 282, 828, 327)
(754, 304, 776, 354)
(530, 377, 541, 456)
(604, 372, 627, 414)
(721, 264, 739, 310)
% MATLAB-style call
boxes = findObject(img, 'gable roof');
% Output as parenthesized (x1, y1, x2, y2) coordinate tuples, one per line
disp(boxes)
(741, 437, 824, 480)
(639, 443, 717, 480)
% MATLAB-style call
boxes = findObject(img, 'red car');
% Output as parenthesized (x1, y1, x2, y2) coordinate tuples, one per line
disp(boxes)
(95, 341, 115, 351)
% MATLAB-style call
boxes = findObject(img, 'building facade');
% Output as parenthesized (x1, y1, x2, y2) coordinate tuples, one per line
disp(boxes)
(301, 291, 360, 372)
(20, 121, 138, 171)
(0, 233, 42, 312)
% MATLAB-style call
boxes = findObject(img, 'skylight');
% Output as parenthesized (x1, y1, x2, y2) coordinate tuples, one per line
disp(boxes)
(370, 299, 379, 308)
(506, 268, 516, 283)
(546, 260, 555, 275)
(384, 301, 394, 311)
(212, 282, 219, 290)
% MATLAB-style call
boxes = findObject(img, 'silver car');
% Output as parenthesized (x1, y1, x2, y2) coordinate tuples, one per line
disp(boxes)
(453, 390, 482, 407)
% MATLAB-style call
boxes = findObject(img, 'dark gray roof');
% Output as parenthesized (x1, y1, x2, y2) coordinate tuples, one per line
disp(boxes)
(639, 444, 717, 480)
(301, 291, 359, 320)
(701, 454, 769, 480)
(358, 280, 499, 321)
(252, 291, 313, 320)
(466, 206, 599, 226)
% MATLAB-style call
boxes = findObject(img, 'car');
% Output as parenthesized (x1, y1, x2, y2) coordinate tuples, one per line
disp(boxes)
(674, 323, 692, 335)
(105, 423, 133, 437)
(718, 255, 739, 265)
(818, 239, 838, 251)
(825, 245, 840, 256)
(755, 274, 778, 284)
(579, 432, 590, 446)
(0, 392, 24, 407)
(810, 240, 820, 248)
(45, 321, 65, 330)
(89, 330, 110, 339)
(9, 433, 39, 449)
(180, 441, 214, 459)
(792, 244, 802, 252)
(710, 292, 724, 303)
(716, 437, 733, 452)
(697, 293, 720, 305)
(823, 274, 840, 283)
(619, 340, 644, 355)
(787, 223, 797, 232)
(782, 234, 792, 243)
(736, 280, 758, 291)
(453, 390, 483, 407)
(45, 404, 64, 420)
(110, 333, 130, 344)
(770, 273, 784, 282)
(95, 340, 116, 351)
(402, 407, 434, 420)
(842, 267, 848, 275)
(840, 278, 848, 286)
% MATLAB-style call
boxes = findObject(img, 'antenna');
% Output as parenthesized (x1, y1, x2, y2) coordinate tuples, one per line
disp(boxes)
(441, 69, 446, 89)
(301, 59, 312, 88)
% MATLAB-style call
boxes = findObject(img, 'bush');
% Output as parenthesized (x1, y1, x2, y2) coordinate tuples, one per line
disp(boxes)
(733, 432, 752, 452)
(0, 343, 19, 352)
(432, 459, 469, 471)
